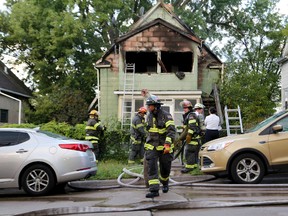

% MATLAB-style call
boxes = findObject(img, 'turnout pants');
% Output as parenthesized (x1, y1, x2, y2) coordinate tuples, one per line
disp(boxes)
(145, 149, 173, 192)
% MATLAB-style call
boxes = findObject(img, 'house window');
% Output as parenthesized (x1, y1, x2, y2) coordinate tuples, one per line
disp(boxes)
(161, 51, 192, 73)
(135, 99, 145, 113)
(0, 109, 8, 123)
(126, 52, 157, 73)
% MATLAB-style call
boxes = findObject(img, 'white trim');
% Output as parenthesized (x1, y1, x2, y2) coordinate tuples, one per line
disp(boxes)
(0, 91, 22, 124)
(114, 90, 202, 96)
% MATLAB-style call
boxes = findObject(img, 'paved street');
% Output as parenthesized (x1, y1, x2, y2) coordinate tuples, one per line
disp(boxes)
(2, 160, 288, 216)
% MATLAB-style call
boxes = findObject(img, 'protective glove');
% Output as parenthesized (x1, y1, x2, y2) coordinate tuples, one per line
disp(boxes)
(185, 133, 192, 144)
(163, 144, 171, 154)
(103, 125, 107, 131)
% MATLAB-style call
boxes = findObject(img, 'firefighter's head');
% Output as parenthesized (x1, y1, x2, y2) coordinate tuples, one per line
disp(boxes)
(89, 109, 98, 118)
(146, 95, 162, 113)
(194, 103, 205, 113)
(138, 107, 147, 116)
(180, 100, 193, 113)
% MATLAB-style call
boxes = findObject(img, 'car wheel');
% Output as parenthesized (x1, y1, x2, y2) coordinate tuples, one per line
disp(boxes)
(21, 164, 56, 196)
(230, 153, 265, 184)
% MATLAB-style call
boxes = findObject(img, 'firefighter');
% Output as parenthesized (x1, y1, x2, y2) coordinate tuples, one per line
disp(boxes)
(180, 100, 201, 173)
(144, 95, 176, 198)
(85, 110, 105, 162)
(194, 103, 205, 132)
(128, 106, 147, 165)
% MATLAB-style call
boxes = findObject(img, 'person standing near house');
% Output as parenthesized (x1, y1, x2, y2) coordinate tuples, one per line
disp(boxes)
(180, 100, 201, 173)
(128, 107, 147, 165)
(204, 107, 220, 143)
(85, 110, 105, 162)
(194, 103, 206, 133)
(144, 95, 176, 198)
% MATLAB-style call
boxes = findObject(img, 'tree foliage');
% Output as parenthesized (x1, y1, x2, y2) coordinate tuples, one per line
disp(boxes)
(0, 0, 287, 127)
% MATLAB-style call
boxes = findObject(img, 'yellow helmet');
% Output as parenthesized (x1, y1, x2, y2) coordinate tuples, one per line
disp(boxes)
(89, 110, 98, 116)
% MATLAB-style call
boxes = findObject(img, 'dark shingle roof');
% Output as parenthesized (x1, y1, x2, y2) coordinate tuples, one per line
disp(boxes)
(0, 61, 32, 98)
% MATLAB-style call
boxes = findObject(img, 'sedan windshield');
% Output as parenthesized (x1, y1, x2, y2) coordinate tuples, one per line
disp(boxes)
(245, 110, 287, 133)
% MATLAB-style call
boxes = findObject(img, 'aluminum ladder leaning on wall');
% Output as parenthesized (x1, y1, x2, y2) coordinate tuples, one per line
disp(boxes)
(224, 105, 243, 136)
(121, 63, 135, 129)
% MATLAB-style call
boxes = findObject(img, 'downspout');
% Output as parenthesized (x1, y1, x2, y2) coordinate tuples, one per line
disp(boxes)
(0, 91, 22, 124)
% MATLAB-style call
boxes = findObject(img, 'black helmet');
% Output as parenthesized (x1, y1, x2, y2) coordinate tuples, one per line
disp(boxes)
(146, 95, 162, 105)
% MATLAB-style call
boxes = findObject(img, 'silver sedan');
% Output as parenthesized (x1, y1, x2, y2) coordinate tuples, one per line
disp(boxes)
(0, 128, 97, 196)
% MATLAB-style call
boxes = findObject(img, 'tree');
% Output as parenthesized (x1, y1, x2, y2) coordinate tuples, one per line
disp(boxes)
(0, 0, 154, 124)
(0, 0, 287, 127)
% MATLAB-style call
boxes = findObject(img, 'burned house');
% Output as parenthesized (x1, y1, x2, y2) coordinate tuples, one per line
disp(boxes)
(95, 1, 223, 127)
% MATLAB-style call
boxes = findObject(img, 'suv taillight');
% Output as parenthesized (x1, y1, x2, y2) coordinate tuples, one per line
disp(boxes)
(59, 144, 89, 152)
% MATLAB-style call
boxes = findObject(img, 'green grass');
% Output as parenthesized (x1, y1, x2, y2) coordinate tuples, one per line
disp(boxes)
(90, 160, 144, 180)
(88, 159, 204, 180)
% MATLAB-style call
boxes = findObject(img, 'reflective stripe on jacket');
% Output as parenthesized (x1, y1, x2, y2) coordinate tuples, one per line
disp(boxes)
(145, 108, 176, 150)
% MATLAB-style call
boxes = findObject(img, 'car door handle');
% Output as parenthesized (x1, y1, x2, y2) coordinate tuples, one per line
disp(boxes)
(259, 141, 266, 144)
(16, 149, 28, 153)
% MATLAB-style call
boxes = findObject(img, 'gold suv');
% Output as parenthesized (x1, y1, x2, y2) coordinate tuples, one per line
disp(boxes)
(199, 110, 288, 184)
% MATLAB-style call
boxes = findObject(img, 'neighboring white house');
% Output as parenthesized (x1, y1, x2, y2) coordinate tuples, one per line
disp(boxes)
(0, 61, 32, 125)
(278, 41, 288, 110)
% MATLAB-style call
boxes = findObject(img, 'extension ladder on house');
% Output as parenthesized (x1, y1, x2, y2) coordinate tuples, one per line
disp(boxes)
(121, 63, 135, 129)
(224, 105, 243, 136)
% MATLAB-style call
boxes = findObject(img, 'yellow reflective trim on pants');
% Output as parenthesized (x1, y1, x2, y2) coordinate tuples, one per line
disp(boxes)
(149, 179, 160, 185)
(185, 164, 198, 169)
(188, 141, 198, 145)
(159, 175, 169, 181)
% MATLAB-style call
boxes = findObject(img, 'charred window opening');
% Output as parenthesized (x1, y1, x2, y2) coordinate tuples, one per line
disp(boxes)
(161, 51, 192, 73)
(126, 52, 157, 73)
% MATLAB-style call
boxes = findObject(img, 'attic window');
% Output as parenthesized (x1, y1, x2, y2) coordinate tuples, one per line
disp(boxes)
(126, 52, 157, 73)
(161, 51, 192, 73)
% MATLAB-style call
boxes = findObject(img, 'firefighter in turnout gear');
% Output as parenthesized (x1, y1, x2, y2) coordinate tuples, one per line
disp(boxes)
(144, 95, 176, 198)
(128, 107, 147, 164)
(85, 110, 105, 162)
(180, 100, 201, 173)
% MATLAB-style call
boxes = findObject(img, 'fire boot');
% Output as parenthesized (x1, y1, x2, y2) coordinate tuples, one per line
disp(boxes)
(146, 190, 159, 198)
(162, 185, 169, 193)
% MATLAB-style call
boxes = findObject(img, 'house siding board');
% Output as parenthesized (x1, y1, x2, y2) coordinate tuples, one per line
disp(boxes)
(200, 68, 220, 95)
(99, 68, 119, 120)
(0, 95, 19, 124)
(142, 7, 185, 31)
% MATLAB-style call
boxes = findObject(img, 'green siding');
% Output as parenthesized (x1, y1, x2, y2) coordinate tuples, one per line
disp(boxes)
(99, 69, 119, 121)
(119, 72, 198, 91)
(201, 68, 220, 95)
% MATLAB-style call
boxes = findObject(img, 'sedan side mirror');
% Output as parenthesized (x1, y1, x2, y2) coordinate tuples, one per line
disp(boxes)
(272, 125, 283, 133)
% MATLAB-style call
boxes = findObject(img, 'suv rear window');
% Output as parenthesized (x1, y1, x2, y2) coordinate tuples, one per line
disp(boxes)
(0, 131, 30, 147)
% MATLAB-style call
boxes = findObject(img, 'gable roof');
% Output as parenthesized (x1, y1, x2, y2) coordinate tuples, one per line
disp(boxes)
(0, 61, 32, 98)
(97, 1, 222, 65)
